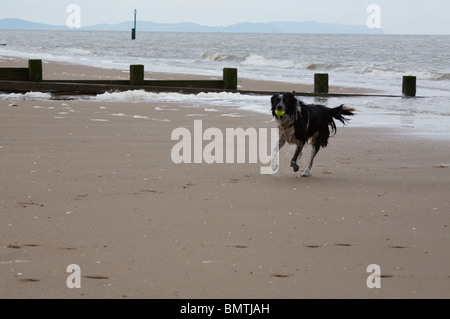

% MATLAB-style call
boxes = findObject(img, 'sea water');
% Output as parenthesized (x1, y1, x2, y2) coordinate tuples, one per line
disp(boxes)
(1, 30, 449, 138)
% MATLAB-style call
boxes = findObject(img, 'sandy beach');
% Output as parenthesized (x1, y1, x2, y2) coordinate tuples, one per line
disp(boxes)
(1, 60, 449, 299)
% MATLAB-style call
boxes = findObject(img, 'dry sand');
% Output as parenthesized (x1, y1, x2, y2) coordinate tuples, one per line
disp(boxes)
(0, 61, 449, 299)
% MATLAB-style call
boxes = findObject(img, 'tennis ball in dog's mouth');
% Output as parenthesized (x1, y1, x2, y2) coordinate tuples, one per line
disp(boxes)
(275, 110, 285, 117)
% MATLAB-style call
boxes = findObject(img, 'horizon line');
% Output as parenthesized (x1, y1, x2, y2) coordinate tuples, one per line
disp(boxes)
(1, 17, 449, 35)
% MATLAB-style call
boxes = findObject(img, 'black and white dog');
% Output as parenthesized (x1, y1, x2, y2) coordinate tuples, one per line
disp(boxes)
(271, 92, 355, 177)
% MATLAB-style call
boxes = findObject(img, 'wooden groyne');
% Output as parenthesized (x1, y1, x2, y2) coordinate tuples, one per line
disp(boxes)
(0, 59, 417, 98)
(0, 60, 238, 95)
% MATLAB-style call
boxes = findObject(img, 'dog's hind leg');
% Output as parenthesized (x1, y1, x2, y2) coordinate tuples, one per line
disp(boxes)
(290, 142, 304, 172)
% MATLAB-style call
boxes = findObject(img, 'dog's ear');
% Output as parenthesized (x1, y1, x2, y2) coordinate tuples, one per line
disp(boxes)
(271, 94, 278, 107)
(270, 94, 279, 116)
(285, 92, 297, 106)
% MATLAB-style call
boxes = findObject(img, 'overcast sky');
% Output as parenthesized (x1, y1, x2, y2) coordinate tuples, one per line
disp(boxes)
(1, 0, 449, 34)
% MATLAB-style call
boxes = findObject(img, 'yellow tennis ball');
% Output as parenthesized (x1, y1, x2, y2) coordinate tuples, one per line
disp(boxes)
(275, 110, 285, 117)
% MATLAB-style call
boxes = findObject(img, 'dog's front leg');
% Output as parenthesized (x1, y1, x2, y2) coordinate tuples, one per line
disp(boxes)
(290, 142, 304, 172)
(301, 144, 320, 177)
(271, 139, 285, 172)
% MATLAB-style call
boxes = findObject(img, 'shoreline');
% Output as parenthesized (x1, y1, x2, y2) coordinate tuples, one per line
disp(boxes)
(0, 55, 382, 95)
(3, 57, 450, 142)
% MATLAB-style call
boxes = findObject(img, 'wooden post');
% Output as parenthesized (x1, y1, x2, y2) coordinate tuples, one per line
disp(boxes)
(130, 64, 144, 86)
(314, 73, 328, 94)
(28, 59, 42, 82)
(402, 76, 416, 97)
(223, 68, 237, 90)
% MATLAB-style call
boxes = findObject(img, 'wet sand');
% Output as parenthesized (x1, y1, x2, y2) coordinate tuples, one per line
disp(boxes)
(0, 60, 449, 299)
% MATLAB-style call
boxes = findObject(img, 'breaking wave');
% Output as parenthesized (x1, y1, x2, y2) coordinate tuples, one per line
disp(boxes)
(241, 54, 299, 69)
(203, 52, 343, 71)
(364, 68, 450, 81)
(201, 52, 239, 62)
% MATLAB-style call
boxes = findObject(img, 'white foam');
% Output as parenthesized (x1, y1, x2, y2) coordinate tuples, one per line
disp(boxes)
(67, 48, 95, 56)
(95, 90, 188, 103)
(186, 114, 206, 117)
(221, 113, 242, 118)
(241, 54, 299, 69)
(0, 260, 30, 264)
(93, 90, 267, 107)
(0, 91, 52, 100)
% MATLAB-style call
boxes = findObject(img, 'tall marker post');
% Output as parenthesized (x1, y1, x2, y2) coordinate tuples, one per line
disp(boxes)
(131, 9, 137, 40)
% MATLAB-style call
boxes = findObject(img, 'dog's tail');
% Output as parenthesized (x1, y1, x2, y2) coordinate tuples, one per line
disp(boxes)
(328, 105, 356, 134)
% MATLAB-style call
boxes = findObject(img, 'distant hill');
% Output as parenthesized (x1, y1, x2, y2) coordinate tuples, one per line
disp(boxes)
(0, 18, 64, 30)
(0, 18, 384, 34)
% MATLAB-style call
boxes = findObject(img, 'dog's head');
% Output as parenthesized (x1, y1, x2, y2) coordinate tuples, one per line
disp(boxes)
(271, 92, 298, 119)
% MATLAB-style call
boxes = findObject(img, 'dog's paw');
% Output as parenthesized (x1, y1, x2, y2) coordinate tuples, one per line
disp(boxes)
(290, 163, 299, 172)
(301, 171, 310, 177)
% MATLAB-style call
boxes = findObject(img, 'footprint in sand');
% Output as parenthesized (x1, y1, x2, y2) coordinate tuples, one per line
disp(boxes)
(140, 189, 162, 194)
(271, 273, 293, 278)
(58, 247, 82, 251)
(73, 194, 88, 200)
(233, 245, 248, 249)
(17, 200, 44, 208)
(133, 189, 163, 195)
(83, 275, 109, 280)
(17, 278, 40, 283)
(303, 244, 322, 248)
(7, 244, 40, 249)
